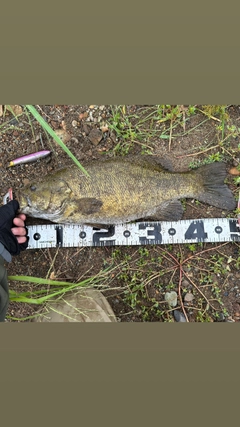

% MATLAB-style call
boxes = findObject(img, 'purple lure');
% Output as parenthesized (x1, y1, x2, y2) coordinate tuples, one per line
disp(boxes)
(8, 150, 51, 167)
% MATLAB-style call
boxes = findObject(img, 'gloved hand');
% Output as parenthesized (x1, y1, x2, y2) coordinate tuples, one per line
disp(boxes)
(0, 200, 28, 260)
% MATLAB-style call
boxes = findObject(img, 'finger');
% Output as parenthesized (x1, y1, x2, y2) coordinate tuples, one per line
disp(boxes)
(12, 217, 26, 227)
(16, 236, 27, 244)
(11, 227, 27, 236)
(16, 213, 26, 221)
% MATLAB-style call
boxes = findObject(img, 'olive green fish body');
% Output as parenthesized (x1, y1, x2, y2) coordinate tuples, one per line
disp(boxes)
(17, 156, 236, 224)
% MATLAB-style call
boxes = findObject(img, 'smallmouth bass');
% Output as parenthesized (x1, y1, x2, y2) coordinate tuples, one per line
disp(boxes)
(17, 156, 237, 225)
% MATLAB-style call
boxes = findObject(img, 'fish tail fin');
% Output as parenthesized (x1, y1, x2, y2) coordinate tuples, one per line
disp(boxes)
(195, 162, 236, 210)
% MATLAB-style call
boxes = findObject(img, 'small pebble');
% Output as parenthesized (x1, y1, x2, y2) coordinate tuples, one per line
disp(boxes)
(82, 124, 91, 135)
(164, 291, 178, 307)
(217, 312, 225, 322)
(173, 310, 186, 322)
(50, 120, 59, 129)
(70, 137, 79, 144)
(72, 120, 78, 127)
(9, 118, 18, 126)
(101, 125, 109, 133)
(79, 112, 88, 120)
(182, 279, 190, 287)
(88, 128, 103, 146)
(184, 292, 194, 303)
(54, 128, 71, 143)
(225, 317, 235, 322)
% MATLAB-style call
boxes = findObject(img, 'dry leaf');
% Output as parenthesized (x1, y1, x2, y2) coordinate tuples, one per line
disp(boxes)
(229, 167, 240, 176)
(6, 105, 23, 116)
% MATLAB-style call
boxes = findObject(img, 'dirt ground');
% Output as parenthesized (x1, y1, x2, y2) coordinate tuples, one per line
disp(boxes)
(0, 104, 240, 322)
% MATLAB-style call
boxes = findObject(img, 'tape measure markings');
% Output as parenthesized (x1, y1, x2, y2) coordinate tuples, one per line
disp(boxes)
(26, 218, 240, 249)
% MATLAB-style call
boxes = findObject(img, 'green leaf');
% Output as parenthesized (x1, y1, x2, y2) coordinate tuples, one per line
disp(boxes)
(25, 105, 90, 177)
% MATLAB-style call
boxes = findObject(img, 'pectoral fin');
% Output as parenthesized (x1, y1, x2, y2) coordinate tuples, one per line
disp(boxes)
(64, 197, 103, 218)
(77, 198, 103, 215)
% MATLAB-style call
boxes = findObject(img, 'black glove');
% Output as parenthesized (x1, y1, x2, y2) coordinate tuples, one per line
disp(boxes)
(0, 200, 28, 260)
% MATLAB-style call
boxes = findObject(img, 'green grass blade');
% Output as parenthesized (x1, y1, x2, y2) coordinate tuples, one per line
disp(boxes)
(8, 274, 102, 287)
(7, 273, 106, 304)
(8, 275, 76, 286)
(9, 288, 72, 304)
(25, 105, 90, 177)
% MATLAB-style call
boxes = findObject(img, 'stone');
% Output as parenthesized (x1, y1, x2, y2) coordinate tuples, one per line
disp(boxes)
(182, 279, 190, 288)
(164, 291, 178, 307)
(88, 128, 103, 145)
(101, 125, 109, 133)
(184, 292, 194, 303)
(54, 128, 71, 143)
(33, 288, 117, 322)
(79, 112, 88, 120)
(82, 123, 91, 135)
(173, 310, 187, 322)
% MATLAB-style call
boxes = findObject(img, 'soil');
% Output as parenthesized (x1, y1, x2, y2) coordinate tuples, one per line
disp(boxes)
(0, 104, 240, 322)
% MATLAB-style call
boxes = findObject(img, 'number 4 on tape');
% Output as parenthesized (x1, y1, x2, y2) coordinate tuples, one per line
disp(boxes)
(184, 220, 207, 242)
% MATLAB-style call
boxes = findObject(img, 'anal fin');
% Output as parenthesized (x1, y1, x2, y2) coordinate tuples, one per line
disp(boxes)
(146, 200, 184, 221)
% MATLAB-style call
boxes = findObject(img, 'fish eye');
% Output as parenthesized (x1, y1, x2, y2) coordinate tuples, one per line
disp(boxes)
(30, 185, 37, 191)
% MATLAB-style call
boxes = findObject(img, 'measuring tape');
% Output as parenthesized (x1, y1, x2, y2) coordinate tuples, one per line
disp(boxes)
(3, 188, 240, 249)
(26, 218, 240, 249)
